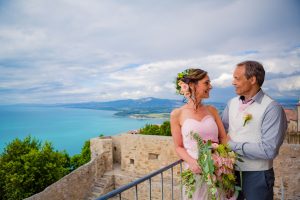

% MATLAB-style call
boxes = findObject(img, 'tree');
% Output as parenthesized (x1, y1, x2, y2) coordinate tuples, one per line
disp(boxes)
(139, 124, 160, 135)
(159, 121, 171, 136)
(0, 136, 70, 200)
(70, 140, 91, 170)
(139, 121, 171, 136)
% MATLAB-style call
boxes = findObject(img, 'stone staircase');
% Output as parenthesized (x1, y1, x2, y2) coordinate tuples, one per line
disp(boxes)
(87, 174, 115, 200)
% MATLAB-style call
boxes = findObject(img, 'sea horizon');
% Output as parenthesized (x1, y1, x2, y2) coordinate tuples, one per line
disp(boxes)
(0, 97, 298, 156)
(0, 105, 165, 156)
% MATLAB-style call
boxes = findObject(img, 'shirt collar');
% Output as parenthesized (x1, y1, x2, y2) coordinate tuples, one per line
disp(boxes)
(239, 89, 264, 104)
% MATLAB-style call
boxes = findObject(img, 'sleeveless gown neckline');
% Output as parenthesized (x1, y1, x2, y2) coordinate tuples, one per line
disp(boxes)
(181, 114, 236, 200)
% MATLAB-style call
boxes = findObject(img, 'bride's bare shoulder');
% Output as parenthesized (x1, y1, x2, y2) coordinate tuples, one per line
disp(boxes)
(170, 106, 185, 118)
(206, 104, 218, 113)
(170, 108, 180, 118)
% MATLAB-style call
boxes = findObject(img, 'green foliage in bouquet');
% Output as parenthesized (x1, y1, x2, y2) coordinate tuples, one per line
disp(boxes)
(193, 134, 218, 199)
(181, 169, 196, 199)
(181, 132, 242, 200)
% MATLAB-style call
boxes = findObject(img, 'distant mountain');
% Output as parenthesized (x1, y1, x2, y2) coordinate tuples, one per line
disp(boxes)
(61, 97, 185, 116)
(60, 96, 298, 117)
(6, 97, 296, 117)
(276, 99, 299, 109)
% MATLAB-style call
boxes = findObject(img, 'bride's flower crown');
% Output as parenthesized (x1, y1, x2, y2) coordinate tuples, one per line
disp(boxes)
(175, 69, 191, 96)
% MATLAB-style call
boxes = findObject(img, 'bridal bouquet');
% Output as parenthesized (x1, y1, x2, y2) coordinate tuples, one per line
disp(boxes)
(181, 133, 242, 199)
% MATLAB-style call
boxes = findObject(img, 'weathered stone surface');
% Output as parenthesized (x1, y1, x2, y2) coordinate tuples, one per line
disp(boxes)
(26, 137, 112, 200)
(25, 153, 107, 200)
(112, 134, 123, 164)
(273, 143, 300, 200)
(26, 133, 300, 200)
(90, 137, 113, 171)
(119, 134, 180, 177)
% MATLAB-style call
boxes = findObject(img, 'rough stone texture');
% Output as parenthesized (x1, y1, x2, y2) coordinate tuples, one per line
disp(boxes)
(90, 137, 113, 171)
(114, 134, 300, 200)
(112, 134, 123, 164)
(25, 154, 106, 200)
(120, 134, 180, 178)
(273, 143, 300, 200)
(88, 174, 115, 200)
(287, 120, 298, 133)
(113, 168, 181, 200)
(284, 107, 300, 144)
(26, 137, 112, 200)
(297, 103, 300, 132)
(25, 133, 300, 200)
(286, 132, 300, 144)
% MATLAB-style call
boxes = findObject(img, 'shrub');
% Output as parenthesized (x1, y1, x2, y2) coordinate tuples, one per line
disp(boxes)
(139, 121, 171, 136)
(70, 140, 91, 170)
(0, 136, 91, 200)
(0, 136, 70, 200)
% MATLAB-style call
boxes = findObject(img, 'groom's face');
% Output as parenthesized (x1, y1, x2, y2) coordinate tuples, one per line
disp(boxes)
(232, 66, 252, 96)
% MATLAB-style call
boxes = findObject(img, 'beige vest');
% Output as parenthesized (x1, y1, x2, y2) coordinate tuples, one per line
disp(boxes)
(228, 94, 273, 171)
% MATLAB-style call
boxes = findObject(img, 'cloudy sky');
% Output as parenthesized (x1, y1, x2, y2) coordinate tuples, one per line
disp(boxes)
(0, 0, 299, 104)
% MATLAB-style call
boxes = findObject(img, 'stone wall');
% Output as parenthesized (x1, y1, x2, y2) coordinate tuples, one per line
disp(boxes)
(114, 134, 300, 200)
(90, 137, 113, 171)
(26, 137, 113, 200)
(287, 120, 298, 133)
(112, 134, 181, 200)
(112, 134, 123, 164)
(273, 143, 300, 200)
(114, 174, 181, 200)
(25, 134, 300, 200)
(25, 154, 106, 200)
(120, 134, 180, 177)
(297, 103, 300, 132)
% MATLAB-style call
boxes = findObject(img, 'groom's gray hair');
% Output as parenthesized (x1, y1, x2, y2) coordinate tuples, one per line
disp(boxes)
(237, 60, 265, 87)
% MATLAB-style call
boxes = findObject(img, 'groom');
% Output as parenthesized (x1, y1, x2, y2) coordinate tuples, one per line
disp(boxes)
(222, 61, 287, 200)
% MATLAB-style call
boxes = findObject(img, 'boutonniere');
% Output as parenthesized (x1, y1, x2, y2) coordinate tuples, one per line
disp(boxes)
(243, 113, 252, 126)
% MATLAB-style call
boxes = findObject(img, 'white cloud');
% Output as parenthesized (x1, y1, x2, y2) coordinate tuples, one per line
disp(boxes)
(0, 0, 299, 103)
(212, 73, 232, 88)
(266, 75, 300, 92)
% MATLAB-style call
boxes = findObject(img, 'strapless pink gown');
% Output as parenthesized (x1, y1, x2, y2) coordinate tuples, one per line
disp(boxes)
(181, 115, 237, 200)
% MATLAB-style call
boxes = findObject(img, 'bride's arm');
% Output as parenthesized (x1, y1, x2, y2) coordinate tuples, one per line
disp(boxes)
(170, 109, 201, 174)
(207, 105, 228, 144)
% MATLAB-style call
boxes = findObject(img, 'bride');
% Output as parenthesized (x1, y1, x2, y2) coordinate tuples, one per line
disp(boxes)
(170, 68, 236, 200)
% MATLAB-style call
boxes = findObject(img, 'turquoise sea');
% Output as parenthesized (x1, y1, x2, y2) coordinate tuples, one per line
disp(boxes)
(0, 98, 297, 156)
(0, 106, 165, 155)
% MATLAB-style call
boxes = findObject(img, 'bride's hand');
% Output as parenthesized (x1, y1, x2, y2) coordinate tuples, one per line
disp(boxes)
(188, 159, 202, 174)
(222, 134, 231, 144)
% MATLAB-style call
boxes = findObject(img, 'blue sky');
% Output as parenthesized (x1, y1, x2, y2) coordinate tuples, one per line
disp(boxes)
(0, 0, 299, 104)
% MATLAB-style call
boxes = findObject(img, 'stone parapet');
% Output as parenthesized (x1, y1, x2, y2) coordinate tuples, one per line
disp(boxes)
(26, 137, 112, 200)
(25, 153, 106, 200)
(90, 137, 113, 171)
(25, 133, 300, 200)
(120, 134, 180, 177)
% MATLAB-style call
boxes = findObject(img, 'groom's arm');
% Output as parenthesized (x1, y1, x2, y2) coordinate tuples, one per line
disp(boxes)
(228, 101, 287, 160)
(221, 104, 229, 132)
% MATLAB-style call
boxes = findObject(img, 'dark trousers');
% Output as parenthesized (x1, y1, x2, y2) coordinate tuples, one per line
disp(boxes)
(235, 168, 275, 200)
